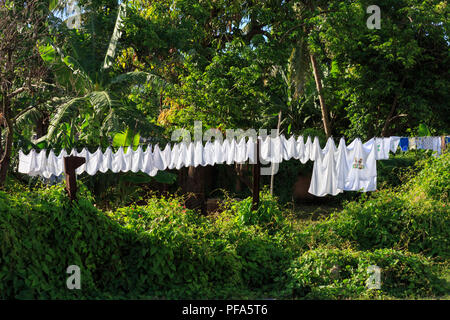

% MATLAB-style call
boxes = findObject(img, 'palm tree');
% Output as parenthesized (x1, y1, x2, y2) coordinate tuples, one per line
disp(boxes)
(30, 2, 166, 147)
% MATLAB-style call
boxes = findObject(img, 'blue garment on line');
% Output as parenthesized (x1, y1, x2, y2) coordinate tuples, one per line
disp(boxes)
(399, 137, 409, 151)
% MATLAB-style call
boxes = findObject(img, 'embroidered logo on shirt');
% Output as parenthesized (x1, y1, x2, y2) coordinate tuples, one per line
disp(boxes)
(353, 158, 364, 169)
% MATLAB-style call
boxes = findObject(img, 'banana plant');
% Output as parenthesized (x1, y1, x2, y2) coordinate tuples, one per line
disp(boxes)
(36, 1, 166, 148)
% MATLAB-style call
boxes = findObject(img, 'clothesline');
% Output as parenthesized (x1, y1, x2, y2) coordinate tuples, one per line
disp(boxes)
(18, 135, 447, 197)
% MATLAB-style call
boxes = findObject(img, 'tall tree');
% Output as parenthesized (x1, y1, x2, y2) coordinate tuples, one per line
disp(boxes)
(0, 0, 49, 186)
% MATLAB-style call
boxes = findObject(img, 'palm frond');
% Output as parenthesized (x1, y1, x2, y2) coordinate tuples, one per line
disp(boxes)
(14, 106, 43, 130)
(39, 42, 93, 94)
(88, 91, 118, 114)
(110, 71, 167, 90)
(102, 2, 127, 70)
(37, 96, 87, 143)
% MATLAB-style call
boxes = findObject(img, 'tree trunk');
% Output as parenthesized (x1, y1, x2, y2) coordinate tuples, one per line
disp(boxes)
(310, 53, 332, 138)
(0, 98, 13, 188)
(381, 76, 406, 137)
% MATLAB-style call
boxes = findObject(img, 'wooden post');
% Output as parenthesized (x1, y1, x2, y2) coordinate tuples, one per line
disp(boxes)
(63, 156, 86, 202)
(252, 137, 260, 211)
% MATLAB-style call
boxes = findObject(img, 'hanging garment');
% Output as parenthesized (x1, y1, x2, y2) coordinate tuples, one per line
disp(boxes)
(280, 135, 297, 161)
(309, 137, 321, 162)
(203, 140, 214, 166)
(270, 135, 283, 163)
(161, 144, 172, 169)
(366, 138, 390, 160)
(389, 136, 401, 153)
(259, 136, 271, 163)
(168, 143, 179, 170)
(42, 150, 57, 178)
(235, 137, 248, 164)
(337, 138, 377, 192)
(399, 137, 409, 152)
(175, 142, 187, 170)
(152, 145, 166, 171)
(111, 147, 125, 173)
(308, 137, 345, 197)
(55, 149, 68, 176)
(122, 146, 133, 172)
(213, 139, 224, 164)
(224, 138, 236, 165)
(99, 147, 113, 173)
(193, 141, 204, 167)
(86, 147, 102, 175)
(130, 146, 143, 173)
(18, 150, 32, 175)
(297, 136, 311, 164)
(416, 137, 442, 155)
(247, 136, 256, 164)
(141, 145, 154, 175)
(409, 137, 417, 150)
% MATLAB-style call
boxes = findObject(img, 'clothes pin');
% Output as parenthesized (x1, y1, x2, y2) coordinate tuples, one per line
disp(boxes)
(251, 137, 260, 211)
(63, 156, 86, 202)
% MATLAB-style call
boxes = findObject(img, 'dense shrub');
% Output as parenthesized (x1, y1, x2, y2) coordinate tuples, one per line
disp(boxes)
(225, 190, 286, 233)
(299, 152, 450, 259)
(0, 185, 294, 299)
(0, 152, 447, 299)
(286, 248, 446, 299)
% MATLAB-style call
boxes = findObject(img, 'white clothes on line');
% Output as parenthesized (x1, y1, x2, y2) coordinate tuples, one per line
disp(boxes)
(337, 138, 377, 192)
(308, 137, 345, 197)
(18, 135, 404, 197)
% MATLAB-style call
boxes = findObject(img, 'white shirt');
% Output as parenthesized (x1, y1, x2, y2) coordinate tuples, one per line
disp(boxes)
(338, 138, 377, 192)
(308, 137, 344, 197)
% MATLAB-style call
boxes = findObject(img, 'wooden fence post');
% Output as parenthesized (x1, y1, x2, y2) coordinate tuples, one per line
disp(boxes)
(252, 137, 260, 211)
(63, 156, 86, 202)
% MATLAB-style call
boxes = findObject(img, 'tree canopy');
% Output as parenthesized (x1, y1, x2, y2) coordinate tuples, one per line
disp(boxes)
(0, 0, 448, 185)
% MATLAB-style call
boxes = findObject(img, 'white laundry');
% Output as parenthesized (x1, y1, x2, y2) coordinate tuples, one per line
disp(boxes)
(297, 136, 312, 164)
(111, 147, 125, 173)
(194, 141, 204, 167)
(308, 137, 345, 197)
(122, 146, 133, 172)
(130, 146, 143, 173)
(17, 134, 413, 196)
(203, 140, 215, 166)
(338, 138, 377, 192)
(99, 147, 113, 173)
(213, 139, 224, 164)
(269, 136, 283, 163)
(86, 148, 102, 175)
(161, 144, 172, 169)
(246, 137, 256, 164)
(389, 136, 401, 153)
(141, 145, 154, 174)
(259, 136, 271, 163)
(235, 138, 248, 164)
(282, 135, 297, 161)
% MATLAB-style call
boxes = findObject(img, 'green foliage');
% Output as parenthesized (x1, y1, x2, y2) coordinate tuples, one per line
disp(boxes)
(300, 152, 450, 259)
(286, 248, 446, 299)
(1, 152, 449, 299)
(225, 190, 286, 233)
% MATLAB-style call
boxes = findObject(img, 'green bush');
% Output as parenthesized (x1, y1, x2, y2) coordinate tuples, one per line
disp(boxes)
(226, 190, 286, 233)
(286, 248, 446, 299)
(299, 152, 450, 259)
(0, 185, 295, 299)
